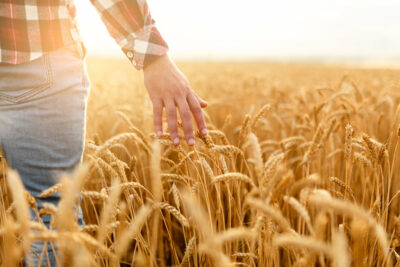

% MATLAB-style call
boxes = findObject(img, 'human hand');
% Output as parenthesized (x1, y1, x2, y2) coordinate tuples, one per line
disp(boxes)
(143, 54, 208, 146)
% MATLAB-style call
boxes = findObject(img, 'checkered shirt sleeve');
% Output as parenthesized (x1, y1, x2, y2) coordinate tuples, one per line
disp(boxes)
(90, 0, 169, 70)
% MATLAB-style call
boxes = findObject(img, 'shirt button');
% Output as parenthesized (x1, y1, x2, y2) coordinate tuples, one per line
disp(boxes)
(132, 61, 137, 67)
(127, 51, 134, 58)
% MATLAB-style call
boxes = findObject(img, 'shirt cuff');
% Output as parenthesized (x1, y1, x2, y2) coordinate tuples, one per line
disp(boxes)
(122, 26, 168, 70)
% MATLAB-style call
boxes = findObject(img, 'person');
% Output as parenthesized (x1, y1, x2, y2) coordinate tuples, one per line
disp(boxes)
(0, 0, 208, 265)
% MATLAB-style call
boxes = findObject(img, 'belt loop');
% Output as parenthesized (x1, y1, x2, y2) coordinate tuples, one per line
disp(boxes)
(80, 42, 87, 59)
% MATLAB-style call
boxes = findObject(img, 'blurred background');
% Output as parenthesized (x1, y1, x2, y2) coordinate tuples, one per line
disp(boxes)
(76, 0, 400, 65)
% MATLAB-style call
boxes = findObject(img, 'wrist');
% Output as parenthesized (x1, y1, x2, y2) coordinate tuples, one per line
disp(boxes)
(143, 53, 169, 72)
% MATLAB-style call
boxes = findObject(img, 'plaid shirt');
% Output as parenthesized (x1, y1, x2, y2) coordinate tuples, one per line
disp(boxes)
(0, 0, 168, 70)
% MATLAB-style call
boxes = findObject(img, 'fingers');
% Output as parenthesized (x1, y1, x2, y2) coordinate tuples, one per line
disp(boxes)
(152, 98, 163, 137)
(177, 99, 195, 146)
(164, 100, 180, 145)
(157, 91, 207, 146)
(187, 94, 207, 135)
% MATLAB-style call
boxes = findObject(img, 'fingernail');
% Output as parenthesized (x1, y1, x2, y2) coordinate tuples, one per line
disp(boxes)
(201, 128, 207, 135)
(157, 131, 162, 137)
(173, 137, 180, 145)
(188, 138, 195, 146)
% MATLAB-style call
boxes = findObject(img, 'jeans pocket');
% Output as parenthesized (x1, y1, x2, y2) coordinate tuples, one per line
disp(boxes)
(61, 42, 86, 60)
(0, 54, 52, 104)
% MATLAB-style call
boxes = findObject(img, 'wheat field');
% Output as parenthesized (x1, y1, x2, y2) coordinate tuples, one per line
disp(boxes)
(1, 59, 400, 266)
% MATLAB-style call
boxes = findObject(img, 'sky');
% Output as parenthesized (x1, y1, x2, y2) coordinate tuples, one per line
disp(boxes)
(75, 0, 400, 62)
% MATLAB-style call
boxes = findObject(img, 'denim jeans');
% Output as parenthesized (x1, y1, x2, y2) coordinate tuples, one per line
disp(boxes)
(0, 45, 90, 266)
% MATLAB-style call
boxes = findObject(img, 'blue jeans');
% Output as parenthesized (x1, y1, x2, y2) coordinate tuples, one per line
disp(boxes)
(0, 45, 90, 266)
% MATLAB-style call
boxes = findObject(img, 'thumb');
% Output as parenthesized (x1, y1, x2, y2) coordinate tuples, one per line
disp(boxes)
(196, 95, 208, 108)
